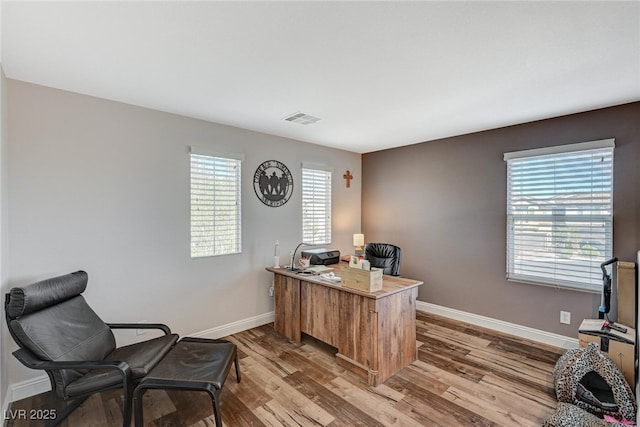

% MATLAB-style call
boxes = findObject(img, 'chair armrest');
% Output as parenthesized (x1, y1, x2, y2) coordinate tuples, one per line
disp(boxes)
(12, 347, 132, 376)
(106, 323, 171, 335)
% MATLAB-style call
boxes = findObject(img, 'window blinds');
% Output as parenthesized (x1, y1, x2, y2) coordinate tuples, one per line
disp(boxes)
(504, 140, 614, 291)
(302, 168, 332, 245)
(190, 153, 242, 257)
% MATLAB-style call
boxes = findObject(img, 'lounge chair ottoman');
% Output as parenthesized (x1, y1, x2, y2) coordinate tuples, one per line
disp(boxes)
(133, 337, 240, 426)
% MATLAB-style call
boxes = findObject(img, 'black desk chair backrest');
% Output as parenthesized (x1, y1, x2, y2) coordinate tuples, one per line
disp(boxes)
(364, 243, 402, 276)
(5, 270, 178, 426)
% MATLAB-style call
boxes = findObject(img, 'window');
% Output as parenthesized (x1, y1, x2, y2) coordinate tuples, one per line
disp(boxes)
(504, 139, 614, 292)
(190, 148, 242, 258)
(302, 166, 332, 245)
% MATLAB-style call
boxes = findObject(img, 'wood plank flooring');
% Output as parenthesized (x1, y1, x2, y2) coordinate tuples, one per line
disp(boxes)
(6, 311, 565, 426)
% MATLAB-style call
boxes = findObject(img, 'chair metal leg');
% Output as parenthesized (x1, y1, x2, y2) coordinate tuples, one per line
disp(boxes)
(122, 384, 133, 427)
(211, 390, 222, 427)
(234, 353, 241, 383)
(133, 387, 146, 427)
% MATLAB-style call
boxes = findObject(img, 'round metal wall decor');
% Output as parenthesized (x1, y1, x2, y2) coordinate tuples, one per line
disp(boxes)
(253, 160, 293, 207)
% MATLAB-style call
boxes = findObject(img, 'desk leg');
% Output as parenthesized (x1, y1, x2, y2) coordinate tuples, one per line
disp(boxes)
(336, 353, 379, 386)
(273, 275, 301, 343)
(336, 288, 417, 386)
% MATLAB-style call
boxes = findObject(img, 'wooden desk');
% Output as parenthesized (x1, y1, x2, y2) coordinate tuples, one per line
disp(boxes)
(266, 264, 423, 386)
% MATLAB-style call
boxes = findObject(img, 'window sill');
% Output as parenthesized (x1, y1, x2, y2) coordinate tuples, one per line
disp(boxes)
(507, 277, 601, 294)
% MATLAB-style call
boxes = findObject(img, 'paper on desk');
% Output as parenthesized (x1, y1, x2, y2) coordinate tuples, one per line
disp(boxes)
(306, 265, 334, 273)
(318, 272, 341, 283)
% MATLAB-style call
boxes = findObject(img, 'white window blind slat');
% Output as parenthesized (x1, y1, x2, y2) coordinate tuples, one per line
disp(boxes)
(302, 168, 332, 245)
(190, 153, 242, 258)
(505, 143, 614, 291)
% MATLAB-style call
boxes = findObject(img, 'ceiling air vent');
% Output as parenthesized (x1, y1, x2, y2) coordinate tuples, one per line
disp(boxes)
(282, 111, 321, 125)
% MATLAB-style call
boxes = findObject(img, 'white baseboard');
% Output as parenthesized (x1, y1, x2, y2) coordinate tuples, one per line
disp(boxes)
(5, 311, 276, 404)
(8, 373, 51, 403)
(189, 311, 274, 340)
(417, 301, 579, 350)
(2, 385, 14, 421)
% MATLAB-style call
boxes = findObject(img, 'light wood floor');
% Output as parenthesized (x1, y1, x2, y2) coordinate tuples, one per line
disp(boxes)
(7, 311, 565, 426)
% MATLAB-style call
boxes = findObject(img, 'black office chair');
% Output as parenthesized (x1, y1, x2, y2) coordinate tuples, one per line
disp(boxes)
(364, 243, 402, 276)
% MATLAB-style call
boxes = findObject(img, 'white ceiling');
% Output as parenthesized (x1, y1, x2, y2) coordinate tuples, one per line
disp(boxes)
(2, 1, 639, 154)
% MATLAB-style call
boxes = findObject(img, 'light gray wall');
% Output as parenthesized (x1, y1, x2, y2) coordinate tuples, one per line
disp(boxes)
(5, 79, 361, 388)
(363, 102, 640, 337)
(1, 1, 6, 407)
(1, 70, 8, 407)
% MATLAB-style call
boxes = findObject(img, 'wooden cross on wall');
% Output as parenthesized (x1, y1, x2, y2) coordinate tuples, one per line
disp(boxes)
(343, 170, 353, 188)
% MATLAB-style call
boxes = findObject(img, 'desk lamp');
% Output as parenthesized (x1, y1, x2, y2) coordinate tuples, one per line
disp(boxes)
(289, 242, 312, 272)
(353, 234, 364, 257)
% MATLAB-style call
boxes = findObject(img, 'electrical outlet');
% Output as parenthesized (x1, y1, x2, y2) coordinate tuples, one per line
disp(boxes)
(560, 311, 571, 325)
(269, 283, 274, 297)
(136, 321, 148, 335)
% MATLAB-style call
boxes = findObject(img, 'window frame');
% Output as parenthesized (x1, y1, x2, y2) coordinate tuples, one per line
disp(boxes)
(189, 147, 243, 258)
(504, 139, 614, 292)
(301, 165, 332, 245)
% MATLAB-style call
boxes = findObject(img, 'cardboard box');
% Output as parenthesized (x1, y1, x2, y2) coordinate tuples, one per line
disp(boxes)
(615, 261, 636, 328)
(341, 267, 383, 292)
(578, 319, 636, 387)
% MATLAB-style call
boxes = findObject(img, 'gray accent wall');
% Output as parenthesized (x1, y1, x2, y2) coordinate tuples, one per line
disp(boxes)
(362, 102, 640, 337)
